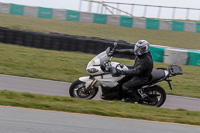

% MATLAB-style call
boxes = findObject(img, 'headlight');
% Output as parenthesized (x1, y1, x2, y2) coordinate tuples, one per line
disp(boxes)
(87, 68, 99, 73)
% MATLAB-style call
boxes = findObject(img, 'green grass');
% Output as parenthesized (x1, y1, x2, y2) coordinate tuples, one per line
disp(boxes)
(0, 43, 200, 99)
(0, 13, 200, 49)
(0, 13, 200, 125)
(0, 90, 200, 125)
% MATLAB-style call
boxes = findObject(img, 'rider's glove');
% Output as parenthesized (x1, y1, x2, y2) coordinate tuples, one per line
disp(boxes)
(116, 64, 125, 75)
(116, 68, 123, 75)
(118, 69, 129, 75)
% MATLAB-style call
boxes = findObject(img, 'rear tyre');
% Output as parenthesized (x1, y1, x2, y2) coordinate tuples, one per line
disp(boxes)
(69, 79, 98, 100)
(139, 85, 166, 107)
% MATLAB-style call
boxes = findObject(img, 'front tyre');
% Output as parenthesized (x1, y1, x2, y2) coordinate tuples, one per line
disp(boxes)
(139, 85, 166, 107)
(69, 80, 98, 100)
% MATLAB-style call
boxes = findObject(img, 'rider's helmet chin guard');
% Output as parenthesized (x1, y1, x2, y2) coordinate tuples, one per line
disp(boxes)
(134, 40, 150, 56)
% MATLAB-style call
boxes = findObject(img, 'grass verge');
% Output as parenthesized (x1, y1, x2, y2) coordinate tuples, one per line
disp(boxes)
(0, 13, 200, 49)
(0, 43, 200, 98)
(0, 90, 200, 125)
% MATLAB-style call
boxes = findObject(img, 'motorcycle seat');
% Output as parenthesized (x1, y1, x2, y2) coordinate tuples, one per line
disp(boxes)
(146, 69, 166, 84)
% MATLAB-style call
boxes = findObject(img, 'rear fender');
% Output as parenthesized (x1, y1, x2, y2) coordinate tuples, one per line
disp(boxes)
(164, 70, 169, 77)
(79, 76, 97, 88)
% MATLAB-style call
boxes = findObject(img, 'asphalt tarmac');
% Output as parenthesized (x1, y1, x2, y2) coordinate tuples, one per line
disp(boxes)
(0, 74, 200, 111)
(0, 106, 199, 133)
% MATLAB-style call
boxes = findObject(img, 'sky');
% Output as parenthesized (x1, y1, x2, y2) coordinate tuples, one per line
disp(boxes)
(0, 0, 200, 20)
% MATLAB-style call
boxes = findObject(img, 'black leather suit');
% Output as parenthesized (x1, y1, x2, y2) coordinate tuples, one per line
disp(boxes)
(115, 49, 154, 98)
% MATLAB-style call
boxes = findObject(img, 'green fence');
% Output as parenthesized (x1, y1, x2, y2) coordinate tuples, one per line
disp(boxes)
(172, 21, 185, 31)
(146, 18, 159, 30)
(67, 10, 80, 21)
(196, 22, 200, 33)
(10, 4, 24, 16)
(150, 46, 165, 62)
(3, 2, 200, 34)
(93, 14, 107, 24)
(1, 2, 200, 67)
(38, 7, 53, 19)
(187, 50, 200, 66)
(120, 16, 133, 27)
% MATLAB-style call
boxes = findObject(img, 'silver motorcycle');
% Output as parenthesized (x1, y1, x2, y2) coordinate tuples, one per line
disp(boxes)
(69, 42, 183, 107)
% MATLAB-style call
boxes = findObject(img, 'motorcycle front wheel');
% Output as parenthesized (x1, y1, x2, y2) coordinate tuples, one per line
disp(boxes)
(139, 85, 166, 107)
(69, 79, 98, 100)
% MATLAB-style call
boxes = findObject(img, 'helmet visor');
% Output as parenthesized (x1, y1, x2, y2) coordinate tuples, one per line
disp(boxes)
(134, 45, 146, 55)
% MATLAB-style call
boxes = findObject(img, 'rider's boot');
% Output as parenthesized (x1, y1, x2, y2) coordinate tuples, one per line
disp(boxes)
(122, 89, 138, 103)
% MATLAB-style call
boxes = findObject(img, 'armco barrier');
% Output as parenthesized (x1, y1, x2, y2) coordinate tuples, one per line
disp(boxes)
(80, 12, 94, 23)
(53, 9, 66, 20)
(93, 13, 107, 24)
(150, 46, 165, 62)
(164, 48, 188, 65)
(10, 3, 24, 16)
(1, 2, 200, 33)
(146, 18, 159, 30)
(0, 26, 199, 66)
(24, 6, 38, 17)
(107, 15, 120, 26)
(133, 17, 146, 29)
(187, 50, 200, 66)
(0, 2, 10, 14)
(38, 7, 53, 19)
(120, 16, 133, 28)
(67, 10, 80, 22)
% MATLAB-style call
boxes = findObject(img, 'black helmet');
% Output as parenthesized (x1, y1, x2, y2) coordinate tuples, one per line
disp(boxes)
(134, 40, 150, 56)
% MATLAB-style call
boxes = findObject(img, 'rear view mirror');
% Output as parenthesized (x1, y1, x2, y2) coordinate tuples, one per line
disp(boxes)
(114, 42, 118, 48)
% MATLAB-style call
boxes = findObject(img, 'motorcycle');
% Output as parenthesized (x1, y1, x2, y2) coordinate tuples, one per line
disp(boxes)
(69, 42, 183, 107)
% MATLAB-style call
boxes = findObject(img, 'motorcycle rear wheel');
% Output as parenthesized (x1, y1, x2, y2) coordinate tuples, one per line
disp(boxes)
(69, 79, 98, 100)
(139, 85, 166, 107)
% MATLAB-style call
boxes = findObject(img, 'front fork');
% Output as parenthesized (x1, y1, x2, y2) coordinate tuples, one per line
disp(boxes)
(84, 79, 97, 93)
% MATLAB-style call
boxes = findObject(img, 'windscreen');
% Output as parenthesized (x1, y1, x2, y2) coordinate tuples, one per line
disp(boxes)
(92, 51, 108, 66)
(87, 47, 110, 67)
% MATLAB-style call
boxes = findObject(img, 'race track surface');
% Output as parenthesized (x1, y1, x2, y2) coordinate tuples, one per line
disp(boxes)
(0, 74, 200, 111)
(0, 106, 199, 133)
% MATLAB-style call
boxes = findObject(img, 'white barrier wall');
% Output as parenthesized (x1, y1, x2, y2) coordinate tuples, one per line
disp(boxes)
(164, 48, 189, 65)
(24, 6, 38, 17)
(107, 15, 120, 26)
(133, 17, 146, 29)
(159, 20, 172, 31)
(80, 12, 93, 23)
(185, 22, 196, 33)
(0, 2, 200, 33)
(0, 2, 10, 14)
(53, 9, 66, 20)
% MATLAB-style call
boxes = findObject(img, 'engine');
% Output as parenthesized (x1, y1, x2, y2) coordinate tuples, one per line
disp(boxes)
(100, 85, 120, 100)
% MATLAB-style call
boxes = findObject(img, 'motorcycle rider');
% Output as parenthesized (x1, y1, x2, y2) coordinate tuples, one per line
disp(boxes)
(110, 40, 154, 101)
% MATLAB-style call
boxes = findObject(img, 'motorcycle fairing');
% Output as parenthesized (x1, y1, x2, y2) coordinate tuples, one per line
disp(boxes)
(79, 76, 94, 89)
